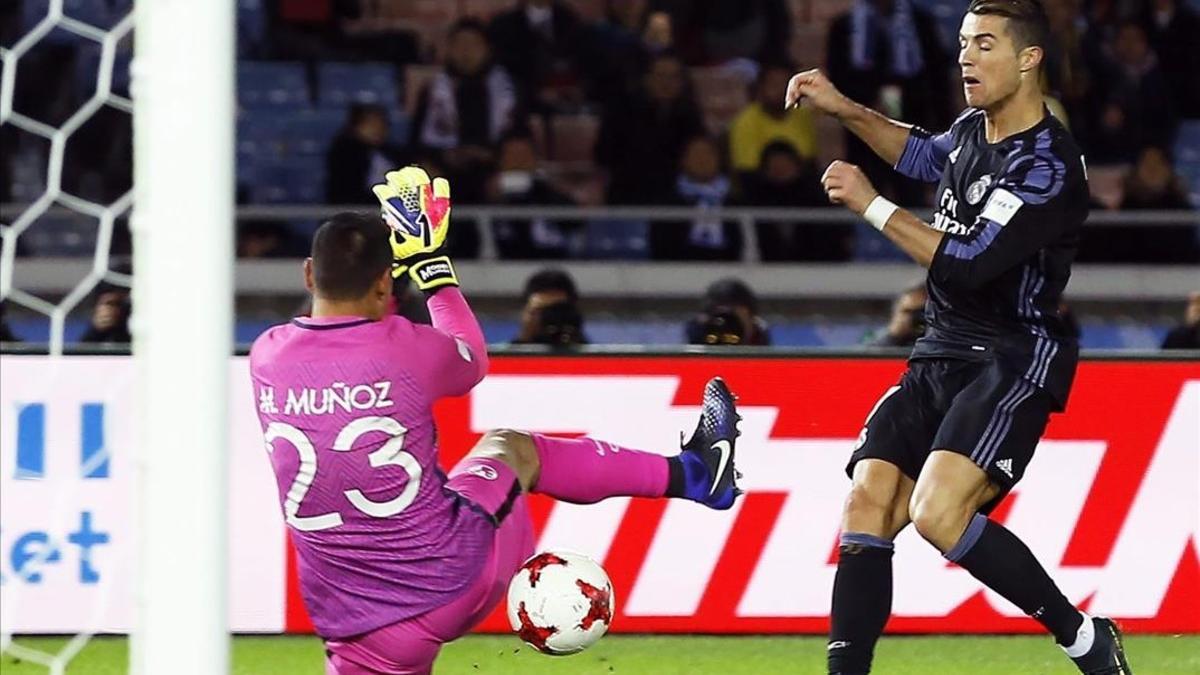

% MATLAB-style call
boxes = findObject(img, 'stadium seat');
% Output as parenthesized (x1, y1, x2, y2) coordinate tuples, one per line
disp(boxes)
(20, 213, 98, 257)
(284, 107, 346, 157)
(281, 162, 327, 204)
(316, 62, 401, 108)
(238, 61, 309, 109)
(237, 109, 287, 165)
(244, 155, 326, 204)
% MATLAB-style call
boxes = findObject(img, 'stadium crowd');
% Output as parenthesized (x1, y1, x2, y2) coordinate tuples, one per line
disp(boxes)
(2, 0, 1198, 263)
(1, 0, 1198, 348)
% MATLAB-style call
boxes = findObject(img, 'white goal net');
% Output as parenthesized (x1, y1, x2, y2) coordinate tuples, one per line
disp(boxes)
(1, 1, 233, 673)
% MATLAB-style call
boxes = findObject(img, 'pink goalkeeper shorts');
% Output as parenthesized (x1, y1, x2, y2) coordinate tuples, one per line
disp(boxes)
(324, 456, 535, 675)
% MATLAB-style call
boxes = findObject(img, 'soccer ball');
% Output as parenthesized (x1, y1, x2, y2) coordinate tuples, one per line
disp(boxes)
(506, 550, 614, 655)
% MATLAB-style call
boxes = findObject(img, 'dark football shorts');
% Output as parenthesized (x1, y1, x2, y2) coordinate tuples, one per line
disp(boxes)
(847, 358, 1055, 513)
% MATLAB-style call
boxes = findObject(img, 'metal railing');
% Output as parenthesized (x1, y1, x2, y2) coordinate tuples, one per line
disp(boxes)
(3, 205, 1198, 300)
(244, 205, 1200, 264)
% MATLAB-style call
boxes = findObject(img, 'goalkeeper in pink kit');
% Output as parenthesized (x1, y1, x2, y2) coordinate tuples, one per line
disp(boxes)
(250, 167, 744, 674)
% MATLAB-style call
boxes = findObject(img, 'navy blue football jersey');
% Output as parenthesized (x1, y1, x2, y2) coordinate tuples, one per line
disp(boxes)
(894, 108, 1089, 409)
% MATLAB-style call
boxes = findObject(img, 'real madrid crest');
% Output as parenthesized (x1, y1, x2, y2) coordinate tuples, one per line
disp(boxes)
(966, 174, 993, 205)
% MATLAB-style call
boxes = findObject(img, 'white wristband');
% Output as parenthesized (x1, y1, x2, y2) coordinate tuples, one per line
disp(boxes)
(863, 195, 898, 232)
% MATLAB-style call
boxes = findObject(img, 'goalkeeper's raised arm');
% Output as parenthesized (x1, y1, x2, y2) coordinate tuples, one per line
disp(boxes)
(784, 68, 914, 167)
(375, 166, 489, 396)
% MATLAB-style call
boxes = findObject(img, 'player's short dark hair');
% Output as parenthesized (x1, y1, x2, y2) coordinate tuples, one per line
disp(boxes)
(310, 212, 392, 301)
(966, 0, 1050, 52)
(522, 268, 578, 304)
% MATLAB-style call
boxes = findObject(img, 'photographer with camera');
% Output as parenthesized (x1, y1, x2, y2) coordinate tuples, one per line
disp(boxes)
(686, 278, 772, 347)
(512, 268, 588, 346)
(80, 283, 132, 344)
(865, 284, 927, 347)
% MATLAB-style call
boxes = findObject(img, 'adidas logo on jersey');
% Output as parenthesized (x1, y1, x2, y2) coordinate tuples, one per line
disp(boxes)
(949, 145, 963, 164)
(995, 458, 1014, 479)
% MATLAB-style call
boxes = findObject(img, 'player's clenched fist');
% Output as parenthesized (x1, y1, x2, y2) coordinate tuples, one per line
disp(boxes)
(373, 166, 459, 292)
(821, 160, 879, 216)
(784, 68, 850, 118)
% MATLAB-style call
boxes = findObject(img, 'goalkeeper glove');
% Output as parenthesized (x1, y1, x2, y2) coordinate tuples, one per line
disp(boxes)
(373, 166, 459, 293)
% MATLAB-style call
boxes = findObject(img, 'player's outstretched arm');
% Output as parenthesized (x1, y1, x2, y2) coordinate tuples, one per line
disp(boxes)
(785, 69, 913, 167)
(375, 167, 489, 395)
(821, 160, 943, 267)
(822, 157, 1079, 290)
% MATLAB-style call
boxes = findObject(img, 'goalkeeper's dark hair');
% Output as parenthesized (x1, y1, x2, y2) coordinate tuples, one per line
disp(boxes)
(966, 0, 1050, 52)
(310, 212, 392, 300)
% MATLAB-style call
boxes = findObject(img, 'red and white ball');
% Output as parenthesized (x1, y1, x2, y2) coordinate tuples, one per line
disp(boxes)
(506, 550, 614, 655)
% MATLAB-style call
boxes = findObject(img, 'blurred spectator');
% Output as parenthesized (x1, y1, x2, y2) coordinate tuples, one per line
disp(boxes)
(80, 286, 131, 344)
(412, 19, 522, 204)
(237, 221, 308, 258)
(489, 0, 586, 112)
(864, 284, 927, 347)
(826, 0, 950, 206)
(595, 53, 705, 205)
(686, 278, 771, 346)
(325, 103, 401, 205)
(335, 2, 420, 63)
(1081, 147, 1200, 263)
(653, 135, 740, 260)
(728, 63, 818, 181)
(1122, 147, 1194, 210)
(665, 0, 791, 67)
(580, 0, 674, 105)
(1042, 0, 1093, 138)
(490, 135, 583, 259)
(1161, 291, 1200, 349)
(739, 142, 851, 261)
(0, 303, 19, 343)
(1140, 0, 1200, 119)
(1089, 21, 1177, 163)
(513, 269, 588, 345)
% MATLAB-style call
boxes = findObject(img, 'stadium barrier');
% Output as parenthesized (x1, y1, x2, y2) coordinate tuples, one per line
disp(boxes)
(1, 352, 1196, 635)
(7, 205, 1197, 303)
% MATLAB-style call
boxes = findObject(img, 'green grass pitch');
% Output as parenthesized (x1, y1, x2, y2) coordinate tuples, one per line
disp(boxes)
(4, 634, 1197, 674)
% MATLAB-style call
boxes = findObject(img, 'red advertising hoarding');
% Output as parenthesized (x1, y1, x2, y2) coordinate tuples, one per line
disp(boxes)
(283, 356, 1199, 635)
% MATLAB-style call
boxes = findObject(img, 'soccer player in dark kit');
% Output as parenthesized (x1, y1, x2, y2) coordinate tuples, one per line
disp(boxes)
(785, 1, 1132, 673)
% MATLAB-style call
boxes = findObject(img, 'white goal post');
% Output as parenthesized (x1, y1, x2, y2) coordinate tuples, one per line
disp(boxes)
(130, 0, 233, 674)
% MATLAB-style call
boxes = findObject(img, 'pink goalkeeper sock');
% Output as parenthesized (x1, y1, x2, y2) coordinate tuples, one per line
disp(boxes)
(530, 433, 669, 504)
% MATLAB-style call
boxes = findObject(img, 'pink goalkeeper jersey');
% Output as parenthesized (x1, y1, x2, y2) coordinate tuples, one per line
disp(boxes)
(249, 289, 491, 639)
